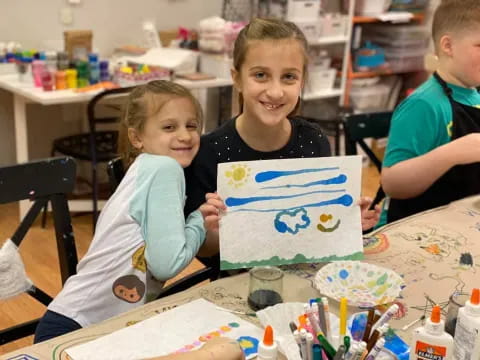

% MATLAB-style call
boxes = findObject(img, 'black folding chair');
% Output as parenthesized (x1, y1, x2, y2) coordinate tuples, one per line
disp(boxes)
(0, 157, 78, 344)
(106, 158, 218, 297)
(47, 86, 135, 231)
(343, 111, 393, 209)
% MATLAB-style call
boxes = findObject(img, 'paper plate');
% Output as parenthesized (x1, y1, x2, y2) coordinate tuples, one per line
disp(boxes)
(314, 261, 404, 307)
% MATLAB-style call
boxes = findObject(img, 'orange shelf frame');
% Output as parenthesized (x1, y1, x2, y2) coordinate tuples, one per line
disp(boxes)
(353, 13, 425, 24)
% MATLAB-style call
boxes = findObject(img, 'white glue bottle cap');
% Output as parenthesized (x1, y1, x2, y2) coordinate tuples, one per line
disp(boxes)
(425, 305, 446, 335)
(258, 325, 278, 360)
(464, 288, 480, 316)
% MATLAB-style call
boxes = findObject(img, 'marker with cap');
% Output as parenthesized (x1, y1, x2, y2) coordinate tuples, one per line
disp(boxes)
(307, 332, 314, 360)
(322, 297, 332, 343)
(365, 337, 386, 360)
(333, 345, 346, 360)
(300, 328, 309, 360)
(313, 344, 322, 360)
(371, 304, 398, 334)
(258, 325, 278, 360)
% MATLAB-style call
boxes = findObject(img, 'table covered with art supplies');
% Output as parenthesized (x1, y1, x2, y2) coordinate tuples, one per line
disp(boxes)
(2, 157, 479, 360)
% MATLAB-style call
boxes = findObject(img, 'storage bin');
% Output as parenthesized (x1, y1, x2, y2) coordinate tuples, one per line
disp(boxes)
(385, 54, 425, 72)
(306, 68, 336, 93)
(364, 24, 429, 43)
(199, 53, 232, 78)
(295, 20, 321, 43)
(350, 83, 391, 110)
(355, 0, 392, 15)
(286, 0, 320, 21)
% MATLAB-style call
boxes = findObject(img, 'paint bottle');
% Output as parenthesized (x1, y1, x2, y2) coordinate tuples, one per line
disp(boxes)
(453, 288, 480, 360)
(410, 305, 454, 360)
(258, 325, 278, 360)
(88, 53, 100, 84)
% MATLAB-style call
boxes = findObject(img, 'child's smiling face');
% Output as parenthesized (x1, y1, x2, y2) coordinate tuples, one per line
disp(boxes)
(232, 38, 305, 128)
(130, 96, 200, 168)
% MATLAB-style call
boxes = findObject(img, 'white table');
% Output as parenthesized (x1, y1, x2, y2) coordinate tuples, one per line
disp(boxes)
(0, 74, 232, 219)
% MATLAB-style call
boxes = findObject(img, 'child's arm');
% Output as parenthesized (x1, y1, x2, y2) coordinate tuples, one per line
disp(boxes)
(131, 156, 206, 281)
(382, 133, 480, 198)
(144, 337, 245, 360)
(197, 193, 225, 256)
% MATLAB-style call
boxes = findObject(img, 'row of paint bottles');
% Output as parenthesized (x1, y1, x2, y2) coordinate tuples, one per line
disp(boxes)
(410, 305, 454, 360)
(454, 288, 480, 360)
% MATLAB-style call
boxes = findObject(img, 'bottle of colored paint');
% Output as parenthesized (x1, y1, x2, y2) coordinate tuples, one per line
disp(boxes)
(410, 305, 453, 360)
(258, 325, 278, 360)
(453, 288, 480, 360)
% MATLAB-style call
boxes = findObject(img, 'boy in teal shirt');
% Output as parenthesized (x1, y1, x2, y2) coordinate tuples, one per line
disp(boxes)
(381, 0, 480, 222)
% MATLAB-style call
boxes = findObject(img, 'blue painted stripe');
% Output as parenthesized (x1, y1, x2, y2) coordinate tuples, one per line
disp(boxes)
(255, 167, 339, 183)
(261, 174, 347, 189)
(225, 189, 346, 207)
(229, 194, 353, 213)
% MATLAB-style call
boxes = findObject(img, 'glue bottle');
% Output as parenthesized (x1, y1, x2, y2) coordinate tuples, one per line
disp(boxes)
(410, 305, 453, 360)
(258, 325, 278, 360)
(453, 288, 480, 360)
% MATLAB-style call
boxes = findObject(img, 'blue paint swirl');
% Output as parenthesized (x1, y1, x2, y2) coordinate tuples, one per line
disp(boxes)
(274, 208, 311, 234)
(225, 189, 345, 207)
(261, 174, 347, 190)
(229, 194, 353, 213)
(255, 167, 339, 183)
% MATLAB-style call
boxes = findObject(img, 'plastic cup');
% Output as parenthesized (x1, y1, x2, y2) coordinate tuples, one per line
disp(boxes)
(247, 266, 284, 311)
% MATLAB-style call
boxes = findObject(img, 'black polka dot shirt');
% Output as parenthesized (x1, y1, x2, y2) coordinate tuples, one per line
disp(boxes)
(184, 116, 331, 215)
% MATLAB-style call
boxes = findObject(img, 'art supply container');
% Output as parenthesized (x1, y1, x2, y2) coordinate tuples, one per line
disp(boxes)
(445, 292, 469, 336)
(248, 266, 284, 311)
(55, 71, 67, 90)
(41, 70, 54, 91)
(66, 69, 78, 89)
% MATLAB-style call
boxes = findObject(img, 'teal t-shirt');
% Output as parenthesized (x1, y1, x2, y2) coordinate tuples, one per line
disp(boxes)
(376, 76, 480, 228)
(383, 75, 480, 168)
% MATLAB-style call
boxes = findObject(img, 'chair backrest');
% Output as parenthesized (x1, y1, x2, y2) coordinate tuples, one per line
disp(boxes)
(0, 157, 78, 344)
(107, 157, 126, 193)
(343, 111, 392, 172)
(87, 86, 136, 131)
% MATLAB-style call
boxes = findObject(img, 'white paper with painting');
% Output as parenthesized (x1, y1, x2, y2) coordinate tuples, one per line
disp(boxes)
(217, 156, 363, 270)
(65, 299, 263, 360)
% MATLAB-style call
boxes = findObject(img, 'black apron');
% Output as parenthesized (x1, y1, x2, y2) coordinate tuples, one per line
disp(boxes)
(387, 72, 480, 223)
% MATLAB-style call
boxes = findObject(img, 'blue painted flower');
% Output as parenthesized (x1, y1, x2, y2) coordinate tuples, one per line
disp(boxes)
(274, 208, 311, 234)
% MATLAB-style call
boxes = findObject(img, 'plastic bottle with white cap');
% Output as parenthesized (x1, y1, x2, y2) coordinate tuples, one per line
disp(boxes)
(453, 288, 480, 360)
(258, 325, 278, 360)
(410, 305, 453, 360)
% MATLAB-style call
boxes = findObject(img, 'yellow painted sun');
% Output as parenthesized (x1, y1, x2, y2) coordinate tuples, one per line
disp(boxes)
(225, 164, 251, 188)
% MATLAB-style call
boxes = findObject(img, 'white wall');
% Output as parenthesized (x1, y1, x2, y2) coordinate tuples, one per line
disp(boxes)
(0, 0, 222, 166)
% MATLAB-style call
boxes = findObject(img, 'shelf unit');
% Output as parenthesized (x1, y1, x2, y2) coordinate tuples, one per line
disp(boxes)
(343, 11, 427, 106)
(301, 0, 355, 104)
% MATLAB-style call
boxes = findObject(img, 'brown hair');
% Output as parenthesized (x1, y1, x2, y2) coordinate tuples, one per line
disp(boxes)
(118, 80, 203, 168)
(233, 17, 309, 116)
(432, 0, 480, 52)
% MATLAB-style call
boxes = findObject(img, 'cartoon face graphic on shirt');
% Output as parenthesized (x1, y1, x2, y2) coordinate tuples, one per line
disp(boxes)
(112, 275, 145, 303)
